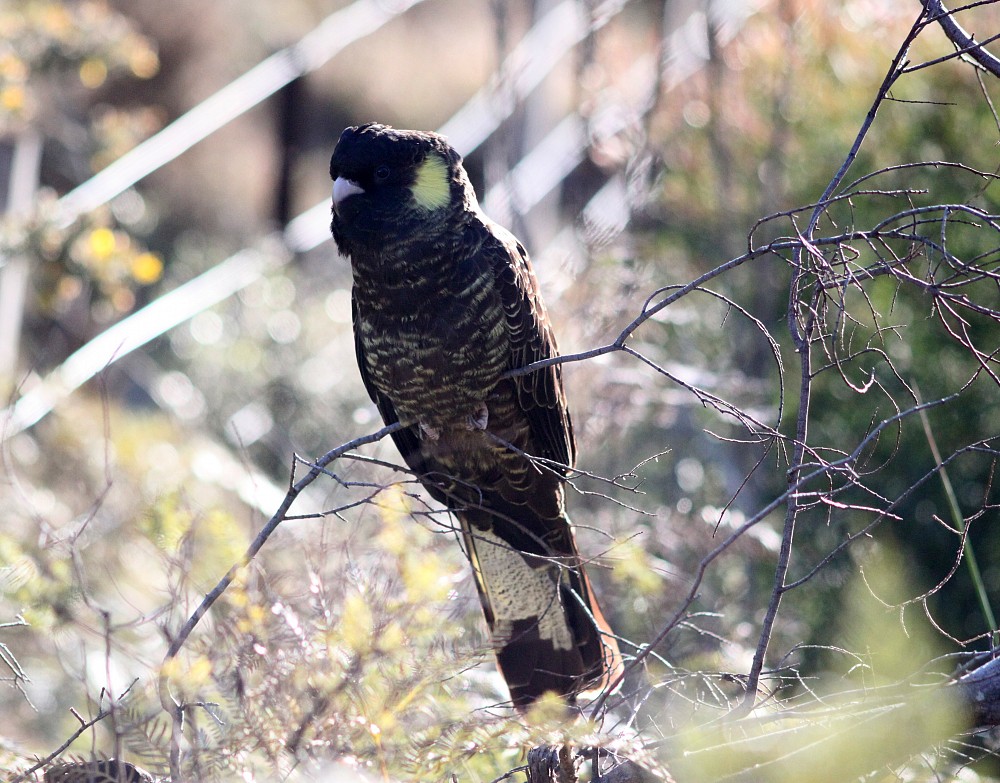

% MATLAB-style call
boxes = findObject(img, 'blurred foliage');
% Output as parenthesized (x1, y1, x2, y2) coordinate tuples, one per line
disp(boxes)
(671, 553, 968, 783)
(0, 0, 163, 356)
(0, 0, 158, 131)
(2, 0, 1000, 780)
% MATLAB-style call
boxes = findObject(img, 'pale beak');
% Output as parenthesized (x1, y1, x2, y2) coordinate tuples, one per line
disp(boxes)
(332, 177, 365, 213)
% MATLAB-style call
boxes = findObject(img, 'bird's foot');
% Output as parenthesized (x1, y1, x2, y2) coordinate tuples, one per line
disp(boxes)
(419, 421, 441, 441)
(465, 403, 489, 431)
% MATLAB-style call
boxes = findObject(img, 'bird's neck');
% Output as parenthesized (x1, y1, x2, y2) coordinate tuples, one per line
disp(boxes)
(350, 237, 444, 290)
(350, 210, 482, 300)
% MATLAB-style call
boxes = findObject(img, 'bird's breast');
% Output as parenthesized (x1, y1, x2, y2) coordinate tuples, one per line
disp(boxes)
(355, 277, 508, 429)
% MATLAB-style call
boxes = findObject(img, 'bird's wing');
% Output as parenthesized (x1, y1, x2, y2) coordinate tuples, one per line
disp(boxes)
(489, 224, 577, 472)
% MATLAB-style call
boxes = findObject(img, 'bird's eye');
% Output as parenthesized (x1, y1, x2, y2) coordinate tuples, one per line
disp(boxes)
(374, 165, 391, 182)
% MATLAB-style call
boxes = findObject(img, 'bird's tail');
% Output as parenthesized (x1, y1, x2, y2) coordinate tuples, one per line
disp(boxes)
(459, 505, 622, 711)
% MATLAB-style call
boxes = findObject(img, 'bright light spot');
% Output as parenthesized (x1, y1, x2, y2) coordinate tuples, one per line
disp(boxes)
(129, 47, 159, 79)
(157, 371, 205, 419)
(131, 252, 163, 285)
(1, 85, 25, 111)
(266, 310, 301, 344)
(676, 457, 704, 492)
(227, 341, 262, 372)
(226, 402, 273, 446)
(190, 311, 224, 345)
(88, 227, 116, 260)
(298, 354, 340, 394)
(192, 448, 222, 482)
(683, 99, 710, 128)
(110, 190, 147, 225)
(78, 58, 107, 88)
(262, 276, 296, 309)
(143, 447, 180, 493)
(30, 488, 56, 515)
(9, 433, 39, 466)
(325, 289, 352, 324)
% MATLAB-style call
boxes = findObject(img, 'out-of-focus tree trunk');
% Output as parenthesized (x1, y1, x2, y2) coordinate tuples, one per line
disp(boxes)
(0, 130, 42, 384)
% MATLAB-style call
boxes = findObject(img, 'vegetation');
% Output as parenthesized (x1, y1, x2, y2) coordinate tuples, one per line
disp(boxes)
(1, 0, 999, 780)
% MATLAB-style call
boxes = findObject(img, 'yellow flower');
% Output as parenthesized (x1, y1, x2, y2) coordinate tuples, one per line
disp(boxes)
(79, 58, 108, 89)
(88, 227, 117, 260)
(41, 5, 72, 37)
(0, 85, 24, 111)
(131, 251, 163, 284)
(129, 46, 159, 79)
(0, 53, 27, 80)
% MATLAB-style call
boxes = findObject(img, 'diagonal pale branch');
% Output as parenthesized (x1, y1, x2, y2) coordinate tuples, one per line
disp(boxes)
(158, 421, 402, 668)
(922, 0, 1000, 78)
(1, 0, 640, 444)
(56, 0, 431, 222)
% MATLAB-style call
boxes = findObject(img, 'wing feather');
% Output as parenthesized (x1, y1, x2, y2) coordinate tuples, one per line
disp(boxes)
(487, 225, 576, 473)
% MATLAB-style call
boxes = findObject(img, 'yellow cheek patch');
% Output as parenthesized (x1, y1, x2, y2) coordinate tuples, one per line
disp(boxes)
(411, 154, 451, 212)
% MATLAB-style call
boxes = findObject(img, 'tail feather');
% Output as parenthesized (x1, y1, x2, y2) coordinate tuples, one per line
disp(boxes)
(460, 509, 622, 710)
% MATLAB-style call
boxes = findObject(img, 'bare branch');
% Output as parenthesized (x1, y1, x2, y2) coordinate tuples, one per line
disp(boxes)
(157, 421, 402, 779)
(921, 0, 1000, 77)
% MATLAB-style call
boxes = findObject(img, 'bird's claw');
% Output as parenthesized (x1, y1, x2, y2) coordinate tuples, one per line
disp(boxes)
(466, 403, 489, 431)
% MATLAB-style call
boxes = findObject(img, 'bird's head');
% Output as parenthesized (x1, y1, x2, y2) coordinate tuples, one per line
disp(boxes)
(329, 123, 470, 257)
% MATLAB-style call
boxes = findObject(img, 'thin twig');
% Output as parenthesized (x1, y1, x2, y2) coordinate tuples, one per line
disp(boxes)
(738, 3, 941, 715)
(9, 679, 140, 783)
(158, 421, 402, 780)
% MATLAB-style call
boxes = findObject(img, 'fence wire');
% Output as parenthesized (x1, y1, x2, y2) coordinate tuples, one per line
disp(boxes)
(1, 0, 724, 439)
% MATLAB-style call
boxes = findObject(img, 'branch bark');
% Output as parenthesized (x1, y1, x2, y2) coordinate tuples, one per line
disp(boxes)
(958, 654, 1000, 726)
(923, 0, 1000, 78)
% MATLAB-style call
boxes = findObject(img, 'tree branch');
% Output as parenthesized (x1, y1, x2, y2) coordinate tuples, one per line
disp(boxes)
(923, 0, 1000, 78)
(157, 421, 402, 781)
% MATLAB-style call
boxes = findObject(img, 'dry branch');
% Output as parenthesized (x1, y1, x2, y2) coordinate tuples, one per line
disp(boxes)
(958, 654, 1000, 726)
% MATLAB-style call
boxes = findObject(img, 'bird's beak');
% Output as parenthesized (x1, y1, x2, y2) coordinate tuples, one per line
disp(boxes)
(332, 177, 365, 214)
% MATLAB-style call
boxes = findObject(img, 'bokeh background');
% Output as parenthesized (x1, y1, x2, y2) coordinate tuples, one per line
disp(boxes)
(2, 0, 1000, 780)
